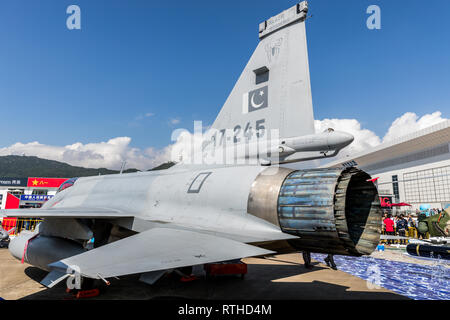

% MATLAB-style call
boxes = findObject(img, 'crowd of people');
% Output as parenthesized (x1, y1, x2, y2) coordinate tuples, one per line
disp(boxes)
(381, 208, 446, 245)
(382, 212, 412, 244)
(420, 208, 446, 216)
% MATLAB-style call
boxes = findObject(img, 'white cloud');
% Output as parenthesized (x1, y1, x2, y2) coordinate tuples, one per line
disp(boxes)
(0, 111, 446, 170)
(0, 131, 204, 171)
(315, 111, 448, 159)
(0, 137, 167, 171)
(382, 111, 446, 143)
(315, 118, 381, 156)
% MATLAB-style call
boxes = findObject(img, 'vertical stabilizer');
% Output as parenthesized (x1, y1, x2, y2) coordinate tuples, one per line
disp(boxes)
(211, 1, 314, 141)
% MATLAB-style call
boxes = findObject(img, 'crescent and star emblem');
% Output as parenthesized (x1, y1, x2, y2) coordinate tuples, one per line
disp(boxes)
(250, 90, 265, 109)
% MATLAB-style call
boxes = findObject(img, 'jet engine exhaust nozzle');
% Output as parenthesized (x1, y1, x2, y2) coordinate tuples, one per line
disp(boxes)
(248, 167, 382, 256)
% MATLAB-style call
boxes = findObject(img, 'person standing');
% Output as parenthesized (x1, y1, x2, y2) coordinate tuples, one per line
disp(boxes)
(383, 214, 395, 245)
(302, 251, 312, 269)
(381, 212, 388, 243)
(324, 254, 337, 270)
(396, 215, 408, 245)
(393, 215, 399, 244)
(407, 214, 415, 237)
(407, 214, 414, 227)
(382, 212, 388, 232)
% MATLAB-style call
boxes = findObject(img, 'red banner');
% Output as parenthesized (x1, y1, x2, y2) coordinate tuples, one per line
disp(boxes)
(5, 193, 20, 209)
(27, 177, 69, 188)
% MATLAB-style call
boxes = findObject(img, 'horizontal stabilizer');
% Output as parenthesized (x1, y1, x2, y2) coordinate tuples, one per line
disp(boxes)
(40, 270, 70, 288)
(49, 228, 274, 280)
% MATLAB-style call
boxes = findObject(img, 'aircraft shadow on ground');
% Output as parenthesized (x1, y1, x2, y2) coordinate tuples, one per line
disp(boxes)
(19, 262, 407, 300)
(24, 267, 48, 283)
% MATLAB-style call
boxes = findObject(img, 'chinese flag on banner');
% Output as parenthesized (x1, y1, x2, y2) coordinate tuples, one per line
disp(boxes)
(27, 177, 69, 188)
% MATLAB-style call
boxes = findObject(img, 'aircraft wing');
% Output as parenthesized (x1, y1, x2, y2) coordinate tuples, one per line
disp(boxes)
(48, 227, 273, 281)
(2, 207, 132, 218)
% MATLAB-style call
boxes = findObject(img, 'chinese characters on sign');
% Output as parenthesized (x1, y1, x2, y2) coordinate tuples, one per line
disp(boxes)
(20, 195, 54, 202)
(27, 178, 69, 188)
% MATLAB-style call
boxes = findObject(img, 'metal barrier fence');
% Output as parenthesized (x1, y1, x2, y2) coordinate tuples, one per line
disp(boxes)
(1, 218, 42, 236)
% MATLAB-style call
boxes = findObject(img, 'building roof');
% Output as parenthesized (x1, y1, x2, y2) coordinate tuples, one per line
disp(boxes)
(322, 120, 450, 170)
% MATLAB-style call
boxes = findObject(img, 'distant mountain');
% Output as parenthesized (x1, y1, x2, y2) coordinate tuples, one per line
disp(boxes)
(0, 155, 139, 178)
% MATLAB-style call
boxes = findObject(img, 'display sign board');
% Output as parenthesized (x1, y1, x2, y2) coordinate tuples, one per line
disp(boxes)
(27, 177, 68, 188)
(20, 194, 54, 202)
(0, 177, 28, 187)
(380, 196, 393, 208)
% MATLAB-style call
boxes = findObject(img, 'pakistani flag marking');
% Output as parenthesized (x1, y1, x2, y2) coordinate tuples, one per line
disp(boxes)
(242, 86, 268, 114)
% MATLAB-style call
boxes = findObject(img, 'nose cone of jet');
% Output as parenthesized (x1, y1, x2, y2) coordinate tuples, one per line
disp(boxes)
(327, 131, 354, 150)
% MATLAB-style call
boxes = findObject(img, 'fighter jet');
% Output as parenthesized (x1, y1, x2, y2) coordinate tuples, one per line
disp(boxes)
(4, 1, 382, 289)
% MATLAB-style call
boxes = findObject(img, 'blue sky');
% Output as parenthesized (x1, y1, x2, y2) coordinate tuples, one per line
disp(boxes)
(0, 0, 449, 168)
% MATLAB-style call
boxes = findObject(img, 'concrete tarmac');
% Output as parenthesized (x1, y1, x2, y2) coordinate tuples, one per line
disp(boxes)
(0, 248, 407, 300)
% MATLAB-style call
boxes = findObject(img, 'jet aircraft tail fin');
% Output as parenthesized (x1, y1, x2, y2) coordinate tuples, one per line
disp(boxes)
(210, 1, 314, 143)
